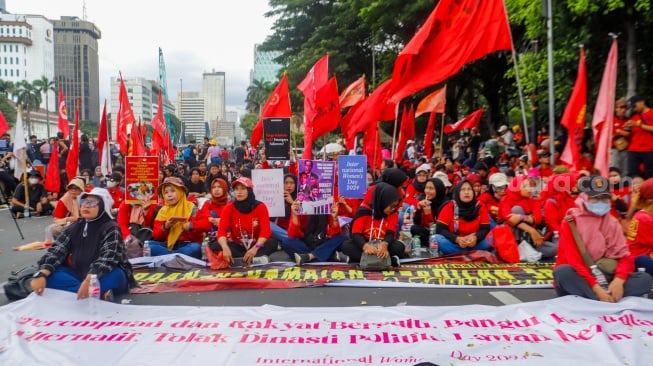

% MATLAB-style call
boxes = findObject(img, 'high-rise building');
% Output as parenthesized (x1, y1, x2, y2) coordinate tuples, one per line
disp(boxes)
(0, 12, 55, 137)
(202, 70, 225, 136)
(0, 0, 7, 14)
(177, 91, 207, 142)
(250, 44, 282, 84)
(52, 16, 101, 123)
(217, 110, 238, 147)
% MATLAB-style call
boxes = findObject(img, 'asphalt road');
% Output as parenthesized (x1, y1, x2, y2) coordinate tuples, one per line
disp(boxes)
(0, 208, 558, 308)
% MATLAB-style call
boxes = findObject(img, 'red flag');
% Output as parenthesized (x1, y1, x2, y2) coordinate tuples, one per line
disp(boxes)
(341, 101, 363, 150)
(310, 77, 341, 140)
(559, 48, 587, 170)
(151, 91, 167, 152)
(250, 73, 291, 147)
(443, 108, 484, 134)
(394, 105, 416, 162)
(363, 123, 382, 170)
(44, 140, 60, 193)
(96, 101, 111, 175)
(299, 55, 329, 159)
(128, 120, 147, 157)
(65, 99, 80, 180)
(347, 79, 396, 141)
(57, 87, 69, 139)
(423, 112, 437, 158)
(388, 0, 512, 103)
(593, 40, 618, 177)
(0, 110, 8, 137)
(116, 75, 136, 156)
(339, 76, 366, 109)
(415, 86, 447, 118)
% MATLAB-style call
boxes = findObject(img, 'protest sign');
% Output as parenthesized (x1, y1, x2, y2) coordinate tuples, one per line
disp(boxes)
(124, 156, 158, 204)
(297, 159, 335, 215)
(338, 155, 367, 198)
(263, 117, 290, 160)
(252, 168, 285, 217)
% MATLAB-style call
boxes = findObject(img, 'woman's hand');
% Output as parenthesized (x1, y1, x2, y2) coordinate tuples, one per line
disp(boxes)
(528, 228, 544, 247)
(608, 278, 625, 302)
(221, 245, 234, 265)
(465, 235, 477, 247)
(363, 243, 378, 255)
(77, 278, 90, 300)
(243, 246, 258, 264)
(376, 242, 389, 258)
(30, 277, 46, 296)
(209, 217, 220, 226)
(593, 284, 615, 303)
(291, 200, 301, 214)
(284, 191, 294, 204)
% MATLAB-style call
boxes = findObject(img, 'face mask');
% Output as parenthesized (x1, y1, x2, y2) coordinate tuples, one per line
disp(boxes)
(107, 181, 117, 188)
(28, 178, 40, 185)
(584, 200, 611, 216)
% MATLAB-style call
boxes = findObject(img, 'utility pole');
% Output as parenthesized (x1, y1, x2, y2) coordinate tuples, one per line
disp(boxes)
(545, 0, 556, 160)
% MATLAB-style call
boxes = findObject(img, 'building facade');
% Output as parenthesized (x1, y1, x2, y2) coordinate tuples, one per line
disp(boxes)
(250, 44, 282, 84)
(202, 70, 225, 136)
(177, 91, 206, 142)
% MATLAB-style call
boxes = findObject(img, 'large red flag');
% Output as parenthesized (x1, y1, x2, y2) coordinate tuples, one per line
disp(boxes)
(388, 0, 512, 103)
(44, 140, 60, 193)
(443, 108, 484, 134)
(250, 73, 291, 147)
(57, 87, 69, 139)
(128, 120, 147, 157)
(394, 105, 416, 162)
(116, 75, 136, 156)
(363, 123, 381, 170)
(0, 110, 8, 137)
(298, 55, 329, 159)
(423, 112, 437, 159)
(65, 99, 80, 180)
(560, 48, 587, 170)
(593, 40, 618, 177)
(347, 79, 396, 141)
(151, 91, 166, 152)
(415, 86, 446, 118)
(341, 101, 363, 150)
(311, 77, 341, 140)
(339, 76, 366, 109)
(96, 101, 111, 175)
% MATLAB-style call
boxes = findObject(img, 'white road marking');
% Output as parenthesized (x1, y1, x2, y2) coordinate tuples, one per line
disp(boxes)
(489, 291, 523, 305)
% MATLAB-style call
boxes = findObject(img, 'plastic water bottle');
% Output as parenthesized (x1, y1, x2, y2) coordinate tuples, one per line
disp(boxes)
(590, 265, 608, 290)
(88, 274, 101, 314)
(638, 268, 649, 298)
(428, 224, 439, 258)
(142, 240, 151, 257)
(23, 206, 30, 219)
(201, 236, 209, 261)
(412, 235, 421, 257)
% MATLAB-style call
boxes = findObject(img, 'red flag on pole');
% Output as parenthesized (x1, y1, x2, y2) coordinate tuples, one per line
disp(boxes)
(128, 119, 147, 157)
(423, 112, 437, 158)
(339, 76, 366, 109)
(341, 101, 363, 150)
(443, 108, 484, 134)
(592, 39, 618, 177)
(388, 0, 512, 103)
(415, 86, 447, 118)
(346, 79, 396, 140)
(0, 110, 8, 137)
(117, 75, 136, 156)
(250, 73, 292, 147)
(311, 77, 341, 140)
(298, 55, 329, 159)
(65, 98, 80, 180)
(57, 87, 69, 139)
(560, 48, 587, 170)
(394, 105, 416, 162)
(151, 91, 166, 152)
(363, 123, 381, 170)
(96, 101, 111, 176)
(44, 140, 60, 193)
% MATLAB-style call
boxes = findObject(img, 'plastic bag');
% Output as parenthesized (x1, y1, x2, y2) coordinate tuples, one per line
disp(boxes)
(518, 240, 542, 263)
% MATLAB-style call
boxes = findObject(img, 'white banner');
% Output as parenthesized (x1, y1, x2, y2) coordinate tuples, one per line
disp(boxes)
(1, 290, 653, 365)
(252, 168, 285, 217)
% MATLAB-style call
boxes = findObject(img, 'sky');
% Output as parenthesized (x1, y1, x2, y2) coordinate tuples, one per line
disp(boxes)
(9, 0, 276, 114)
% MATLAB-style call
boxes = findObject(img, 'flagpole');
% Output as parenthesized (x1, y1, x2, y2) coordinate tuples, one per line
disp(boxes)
(105, 101, 111, 174)
(390, 102, 400, 159)
(438, 113, 446, 158)
(373, 123, 380, 173)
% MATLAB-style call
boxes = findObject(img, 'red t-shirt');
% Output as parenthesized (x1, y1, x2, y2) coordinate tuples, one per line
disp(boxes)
(628, 109, 653, 152)
(627, 210, 653, 258)
(217, 202, 272, 245)
(351, 212, 399, 241)
(437, 201, 489, 237)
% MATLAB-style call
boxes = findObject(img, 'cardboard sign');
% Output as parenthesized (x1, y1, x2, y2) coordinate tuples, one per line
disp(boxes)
(262, 117, 290, 160)
(124, 156, 158, 204)
(337, 155, 367, 198)
(252, 168, 285, 217)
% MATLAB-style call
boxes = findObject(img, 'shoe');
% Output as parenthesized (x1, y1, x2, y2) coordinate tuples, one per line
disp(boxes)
(390, 255, 400, 267)
(294, 253, 310, 266)
(102, 289, 115, 303)
(252, 255, 269, 265)
(335, 251, 349, 264)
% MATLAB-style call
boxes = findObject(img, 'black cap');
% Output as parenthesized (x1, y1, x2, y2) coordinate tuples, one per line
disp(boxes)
(628, 95, 645, 106)
(577, 175, 611, 198)
(28, 170, 42, 178)
(105, 172, 122, 182)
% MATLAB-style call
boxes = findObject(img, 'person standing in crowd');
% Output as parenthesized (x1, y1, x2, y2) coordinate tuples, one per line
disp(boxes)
(151, 177, 210, 259)
(611, 98, 630, 174)
(39, 137, 53, 165)
(625, 96, 653, 178)
(78, 134, 94, 173)
(207, 140, 221, 165)
(554, 176, 652, 301)
(27, 135, 43, 164)
(30, 188, 135, 301)
(11, 170, 53, 217)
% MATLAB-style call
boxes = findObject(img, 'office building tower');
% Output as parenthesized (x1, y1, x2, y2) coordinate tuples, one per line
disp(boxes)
(202, 70, 225, 136)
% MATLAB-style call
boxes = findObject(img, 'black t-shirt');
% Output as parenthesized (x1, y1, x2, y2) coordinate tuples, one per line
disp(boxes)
(13, 182, 47, 207)
(187, 180, 208, 194)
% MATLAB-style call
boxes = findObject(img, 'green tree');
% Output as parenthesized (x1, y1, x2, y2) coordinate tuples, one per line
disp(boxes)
(240, 112, 259, 140)
(246, 79, 274, 114)
(33, 76, 57, 138)
(15, 80, 42, 137)
(79, 119, 99, 137)
(0, 79, 15, 101)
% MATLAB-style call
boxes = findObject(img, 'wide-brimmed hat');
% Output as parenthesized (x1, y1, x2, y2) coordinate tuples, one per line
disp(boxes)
(578, 176, 611, 198)
(67, 178, 85, 191)
(231, 177, 254, 189)
(158, 176, 188, 196)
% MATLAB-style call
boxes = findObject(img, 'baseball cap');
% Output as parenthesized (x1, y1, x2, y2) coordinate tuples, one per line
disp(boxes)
(498, 125, 508, 133)
(577, 175, 611, 198)
(28, 170, 42, 179)
(231, 177, 254, 189)
(488, 172, 509, 187)
(639, 178, 653, 200)
(433, 171, 452, 188)
(416, 163, 431, 174)
(106, 172, 122, 182)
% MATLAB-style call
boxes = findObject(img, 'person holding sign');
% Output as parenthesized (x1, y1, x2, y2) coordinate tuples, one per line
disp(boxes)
(341, 182, 407, 266)
(283, 199, 348, 266)
(210, 177, 279, 265)
(151, 177, 211, 259)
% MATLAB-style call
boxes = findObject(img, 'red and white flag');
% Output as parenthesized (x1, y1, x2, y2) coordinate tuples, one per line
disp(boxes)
(250, 73, 292, 147)
(57, 87, 69, 139)
(96, 101, 111, 175)
(592, 39, 618, 177)
(339, 76, 366, 109)
(116, 75, 136, 156)
(443, 108, 484, 134)
(65, 99, 80, 180)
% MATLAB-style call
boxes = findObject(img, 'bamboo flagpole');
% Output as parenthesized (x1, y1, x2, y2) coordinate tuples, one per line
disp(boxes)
(438, 113, 446, 158)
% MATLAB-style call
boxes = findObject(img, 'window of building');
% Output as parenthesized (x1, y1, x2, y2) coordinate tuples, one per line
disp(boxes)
(10, 69, 13, 77)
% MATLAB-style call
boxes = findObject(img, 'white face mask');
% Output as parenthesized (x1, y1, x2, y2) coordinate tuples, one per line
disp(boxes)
(107, 181, 117, 188)
(28, 178, 40, 185)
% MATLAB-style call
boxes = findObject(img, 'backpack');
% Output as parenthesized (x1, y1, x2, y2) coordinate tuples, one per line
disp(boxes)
(4, 265, 39, 301)
(183, 146, 192, 159)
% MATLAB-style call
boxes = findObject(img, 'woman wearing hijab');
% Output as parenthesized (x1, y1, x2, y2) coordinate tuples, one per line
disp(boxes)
(272, 174, 297, 233)
(435, 180, 492, 255)
(554, 176, 652, 301)
(410, 178, 447, 248)
(405, 164, 431, 204)
(30, 188, 135, 301)
(478, 172, 510, 226)
(211, 177, 278, 265)
(151, 177, 211, 259)
(341, 182, 407, 265)
(199, 177, 230, 233)
(45, 178, 85, 243)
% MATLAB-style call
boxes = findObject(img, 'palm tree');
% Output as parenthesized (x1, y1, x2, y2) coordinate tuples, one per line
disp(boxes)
(246, 79, 274, 114)
(0, 79, 15, 101)
(33, 76, 56, 138)
(15, 80, 42, 137)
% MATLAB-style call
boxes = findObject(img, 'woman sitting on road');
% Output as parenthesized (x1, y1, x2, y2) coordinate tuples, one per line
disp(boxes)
(150, 177, 211, 259)
(477, 172, 509, 226)
(44, 177, 84, 243)
(199, 177, 230, 233)
(210, 177, 279, 265)
(30, 188, 136, 301)
(435, 179, 491, 255)
(410, 178, 447, 249)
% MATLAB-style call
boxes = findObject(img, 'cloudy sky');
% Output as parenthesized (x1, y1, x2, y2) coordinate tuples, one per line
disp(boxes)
(10, 0, 276, 112)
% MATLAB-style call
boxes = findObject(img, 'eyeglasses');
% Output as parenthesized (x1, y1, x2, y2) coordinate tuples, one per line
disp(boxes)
(80, 199, 101, 207)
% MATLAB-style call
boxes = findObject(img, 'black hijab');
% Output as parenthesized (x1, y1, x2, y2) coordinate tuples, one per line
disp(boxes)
(233, 187, 261, 214)
(426, 178, 447, 215)
(355, 182, 401, 220)
(67, 199, 113, 278)
(452, 180, 480, 221)
(283, 174, 298, 217)
(412, 176, 427, 194)
(377, 168, 407, 188)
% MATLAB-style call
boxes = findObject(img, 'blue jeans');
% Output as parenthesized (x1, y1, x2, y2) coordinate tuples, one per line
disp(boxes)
(46, 265, 129, 296)
(282, 235, 347, 262)
(149, 240, 202, 259)
(270, 222, 289, 242)
(635, 255, 653, 277)
(435, 234, 491, 255)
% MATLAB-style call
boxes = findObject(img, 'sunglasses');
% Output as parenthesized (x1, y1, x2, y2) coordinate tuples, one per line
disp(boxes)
(80, 199, 101, 208)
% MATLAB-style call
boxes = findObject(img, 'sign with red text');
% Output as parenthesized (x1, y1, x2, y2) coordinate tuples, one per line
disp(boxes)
(125, 156, 158, 204)
(252, 168, 285, 217)
(2, 290, 653, 365)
